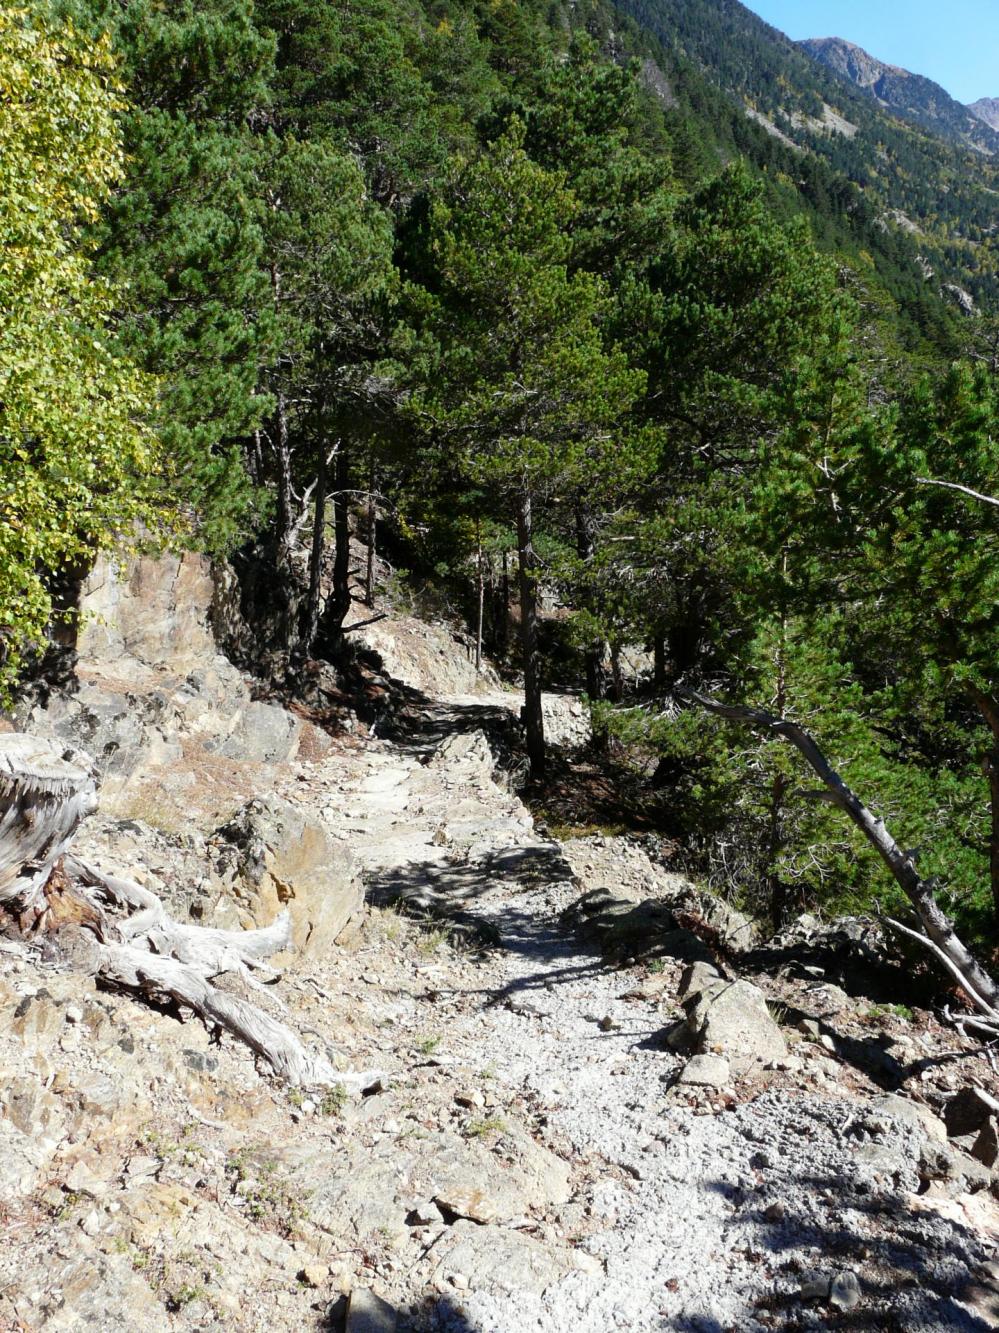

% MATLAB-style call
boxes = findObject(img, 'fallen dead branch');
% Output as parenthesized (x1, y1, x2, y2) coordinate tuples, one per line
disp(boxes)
(0, 734, 378, 1090)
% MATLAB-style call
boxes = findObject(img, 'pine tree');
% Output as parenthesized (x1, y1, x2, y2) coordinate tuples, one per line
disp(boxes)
(416, 122, 644, 776)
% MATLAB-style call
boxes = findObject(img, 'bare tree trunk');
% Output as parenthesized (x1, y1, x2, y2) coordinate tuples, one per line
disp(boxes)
(0, 735, 376, 1090)
(683, 689, 999, 1015)
(516, 488, 545, 779)
(364, 454, 377, 610)
(499, 549, 510, 656)
(0, 737, 98, 928)
(609, 643, 623, 703)
(767, 589, 791, 927)
(652, 637, 667, 695)
(969, 688, 999, 922)
(274, 390, 294, 558)
(475, 519, 484, 673)
(268, 265, 294, 562)
(250, 429, 265, 486)
(300, 443, 330, 659)
(574, 507, 604, 701)
(326, 440, 353, 636)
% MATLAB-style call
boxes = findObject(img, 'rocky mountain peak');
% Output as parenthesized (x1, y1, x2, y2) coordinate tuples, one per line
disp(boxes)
(800, 33, 999, 154)
(969, 96, 999, 131)
(800, 36, 904, 90)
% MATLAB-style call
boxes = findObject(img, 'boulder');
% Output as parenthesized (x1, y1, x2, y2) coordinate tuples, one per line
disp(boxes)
(215, 700, 302, 764)
(694, 891, 762, 954)
(684, 978, 787, 1078)
(347, 1289, 397, 1333)
(77, 552, 218, 674)
(944, 1086, 999, 1138)
(678, 960, 725, 1001)
(432, 1220, 599, 1296)
(677, 1054, 730, 1087)
(214, 797, 363, 954)
(565, 888, 714, 963)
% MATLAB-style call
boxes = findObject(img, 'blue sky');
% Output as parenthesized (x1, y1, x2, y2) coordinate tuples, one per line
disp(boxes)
(743, 1, 999, 104)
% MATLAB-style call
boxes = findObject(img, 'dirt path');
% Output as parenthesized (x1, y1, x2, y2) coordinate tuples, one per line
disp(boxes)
(295, 696, 999, 1333)
(3, 682, 996, 1331)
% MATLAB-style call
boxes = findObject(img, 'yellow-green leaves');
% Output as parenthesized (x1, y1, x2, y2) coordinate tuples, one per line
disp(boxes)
(0, 7, 173, 696)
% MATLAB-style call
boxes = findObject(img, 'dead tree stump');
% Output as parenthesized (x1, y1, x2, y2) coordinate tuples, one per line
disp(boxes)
(0, 735, 97, 929)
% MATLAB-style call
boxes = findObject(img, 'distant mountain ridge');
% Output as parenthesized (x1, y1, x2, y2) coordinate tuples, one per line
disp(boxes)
(611, 0, 999, 326)
(970, 97, 999, 132)
(800, 36, 999, 154)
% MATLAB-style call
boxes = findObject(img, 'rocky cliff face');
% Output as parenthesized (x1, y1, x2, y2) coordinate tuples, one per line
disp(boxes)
(970, 97, 999, 131)
(801, 36, 999, 152)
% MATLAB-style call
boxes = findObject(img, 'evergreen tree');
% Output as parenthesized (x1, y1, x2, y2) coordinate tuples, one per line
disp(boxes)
(65, 0, 277, 552)
(415, 122, 644, 775)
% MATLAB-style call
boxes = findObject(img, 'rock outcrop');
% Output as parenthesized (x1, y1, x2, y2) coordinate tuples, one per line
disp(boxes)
(214, 796, 363, 953)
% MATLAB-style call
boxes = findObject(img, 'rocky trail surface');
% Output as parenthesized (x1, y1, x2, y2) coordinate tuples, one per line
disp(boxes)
(2, 555, 999, 1331)
(294, 697, 999, 1333)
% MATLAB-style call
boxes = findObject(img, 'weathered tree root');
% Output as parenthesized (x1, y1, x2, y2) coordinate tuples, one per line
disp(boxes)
(0, 735, 380, 1090)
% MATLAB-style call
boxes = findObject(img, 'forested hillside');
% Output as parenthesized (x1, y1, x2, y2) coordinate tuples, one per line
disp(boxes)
(618, 0, 999, 319)
(5, 0, 999, 981)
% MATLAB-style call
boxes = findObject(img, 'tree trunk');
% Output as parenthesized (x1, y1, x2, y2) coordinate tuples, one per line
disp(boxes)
(609, 642, 624, 703)
(499, 550, 510, 656)
(269, 265, 294, 561)
(970, 688, 999, 922)
(516, 488, 545, 779)
(300, 443, 330, 659)
(0, 737, 98, 927)
(274, 390, 294, 558)
(574, 507, 604, 701)
(475, 519, 484, 673)
(652, 636, 667, 695)
(0, 734, 376, 1090)
(364, 454, 377, 610)
(326, 440, 353, 637)
(684, 689, 999, 1015)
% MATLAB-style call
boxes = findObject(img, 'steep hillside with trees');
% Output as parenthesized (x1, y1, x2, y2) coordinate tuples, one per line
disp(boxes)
(6, 0, 999, 978)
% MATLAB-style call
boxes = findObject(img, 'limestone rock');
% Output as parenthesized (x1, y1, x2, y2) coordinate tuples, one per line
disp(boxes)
(347, 1288, 397, 1332)
(829, 1270, 862, 1311)
(972, 1117, 999, 1169)
(677, 1054, 730, 1088)
(678, 960, 725, 1001)
(694, 891, 762, 954)
(33, 1251, 170, 1332)
(566, 888, 714, 963)
(432, 1220, 599, 1296)
(214, 796, 363, 953)
(944, 1086, 999, 1138)
(215, 699, 301, 764)
(77, 552, 217, 674)
(867, 1093, 947, 1144)
(685, 978, 787, 1078)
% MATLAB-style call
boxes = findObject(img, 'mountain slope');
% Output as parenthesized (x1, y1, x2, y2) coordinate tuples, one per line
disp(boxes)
(609, 0, 999, 321)
(970, 97, 999, 131)
(800, 36, 999, 154)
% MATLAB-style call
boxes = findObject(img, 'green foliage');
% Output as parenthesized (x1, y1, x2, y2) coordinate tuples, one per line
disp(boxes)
(65, 0, 279, 553)
(416, 119, 644, 506)
(0, 7, 172, 694)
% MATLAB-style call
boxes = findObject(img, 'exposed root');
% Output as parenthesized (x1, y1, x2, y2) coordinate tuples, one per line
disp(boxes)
(65, 856, 382, 1090)
(0, 734, 381, 1091)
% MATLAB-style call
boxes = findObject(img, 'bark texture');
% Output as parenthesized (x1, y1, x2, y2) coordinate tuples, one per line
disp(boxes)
(516, 488, 545, 778)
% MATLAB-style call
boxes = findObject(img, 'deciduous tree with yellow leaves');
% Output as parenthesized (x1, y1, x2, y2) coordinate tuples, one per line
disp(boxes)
(0, 7, 173, 696)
